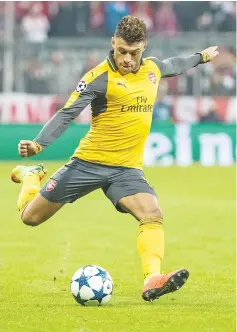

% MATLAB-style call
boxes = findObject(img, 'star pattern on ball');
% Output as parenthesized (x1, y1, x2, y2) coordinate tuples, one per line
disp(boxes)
(70, 265, 113, 306)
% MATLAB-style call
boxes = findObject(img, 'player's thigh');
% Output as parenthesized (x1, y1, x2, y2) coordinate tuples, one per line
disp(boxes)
(104, 168, 162, 221)
(22, 193, 64, 226)
(119, 193, 162, 221)
(40, 158, 106, 204)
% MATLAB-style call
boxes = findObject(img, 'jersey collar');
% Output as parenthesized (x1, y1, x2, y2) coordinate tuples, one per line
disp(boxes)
(107, 50, 144, 74)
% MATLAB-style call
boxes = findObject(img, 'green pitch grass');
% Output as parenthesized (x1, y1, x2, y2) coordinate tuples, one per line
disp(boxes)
(0, 163, 235, 332)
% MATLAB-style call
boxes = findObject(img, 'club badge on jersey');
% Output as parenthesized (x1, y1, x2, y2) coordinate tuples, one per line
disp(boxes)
(148, 72, 156, 84)
(76, 80, 87, 93)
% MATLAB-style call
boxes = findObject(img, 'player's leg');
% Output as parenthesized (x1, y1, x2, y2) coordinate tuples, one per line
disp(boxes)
(11, 164, 64, 226)
(29, 158, 108, 226)
(22, 196, 64, 226)
(12, 158, 108, 227)
(118, 192, 189, 301)
(104, 167, 189, 301)
(118, 192, 165, 282)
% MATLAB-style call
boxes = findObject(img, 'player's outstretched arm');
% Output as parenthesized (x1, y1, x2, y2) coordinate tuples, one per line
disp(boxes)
(18, 140, 42, 157)
(156, 46, 219, 78)
(18, 76, 96, 158)
(17, 108, 79, 157)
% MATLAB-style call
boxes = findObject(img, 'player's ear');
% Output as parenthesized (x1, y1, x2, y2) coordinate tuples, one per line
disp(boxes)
(143, 41, 147, 51)
(111, 37, 115, 49)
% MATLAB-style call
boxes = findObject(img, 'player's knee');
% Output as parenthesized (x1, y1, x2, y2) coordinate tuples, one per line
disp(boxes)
(149, 206, 163, 219)
(139, 206, 163, 220)
(157, 207, 163, 219)
(21, 211, 43, 227)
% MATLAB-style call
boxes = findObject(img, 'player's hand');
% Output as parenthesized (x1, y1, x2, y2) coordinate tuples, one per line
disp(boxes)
(18, 140, 41, 157)
(199, 46, 219, 63)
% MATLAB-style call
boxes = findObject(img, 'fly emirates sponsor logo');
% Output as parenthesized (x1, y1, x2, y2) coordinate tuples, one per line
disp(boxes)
(121, 96, 153, 113)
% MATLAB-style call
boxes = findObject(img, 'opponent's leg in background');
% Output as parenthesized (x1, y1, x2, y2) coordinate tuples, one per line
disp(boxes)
(11, 164, 64, 226)
(118, 193, 189, 302)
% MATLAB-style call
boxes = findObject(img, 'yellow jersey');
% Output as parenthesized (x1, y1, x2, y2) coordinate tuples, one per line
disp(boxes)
(34, 50, 201, 169)
(64, 51, 161, 169)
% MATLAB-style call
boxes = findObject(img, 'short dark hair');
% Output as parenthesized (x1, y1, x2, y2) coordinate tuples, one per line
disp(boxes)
(115, 15, 147, 43)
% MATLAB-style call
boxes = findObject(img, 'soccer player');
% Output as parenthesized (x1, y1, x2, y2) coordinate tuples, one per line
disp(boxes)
(11, 16, 219, 302)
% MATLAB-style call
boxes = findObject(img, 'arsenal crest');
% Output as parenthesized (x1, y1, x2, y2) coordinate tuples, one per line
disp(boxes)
(46, 179, 57, 192)
(148, 72, 156, 84)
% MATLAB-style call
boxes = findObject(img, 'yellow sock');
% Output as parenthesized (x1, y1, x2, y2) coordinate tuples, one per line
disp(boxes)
(137, 217, 164, 282)
(18, 173, 40, 215)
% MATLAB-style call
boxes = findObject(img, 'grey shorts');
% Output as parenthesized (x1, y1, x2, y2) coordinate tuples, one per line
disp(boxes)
(40, 157, 157, 213)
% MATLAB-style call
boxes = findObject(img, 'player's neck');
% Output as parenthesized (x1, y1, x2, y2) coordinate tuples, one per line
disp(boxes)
(117, 62, 141, 76)
(132, 63, 141, 73)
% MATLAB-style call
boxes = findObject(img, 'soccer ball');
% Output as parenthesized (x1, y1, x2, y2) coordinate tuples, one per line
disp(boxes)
(70, 265, 113, 306)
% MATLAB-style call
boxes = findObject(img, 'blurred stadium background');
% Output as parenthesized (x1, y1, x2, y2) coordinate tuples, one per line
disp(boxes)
(0, 0, 236, 165)
(0, 2, 236, 332)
